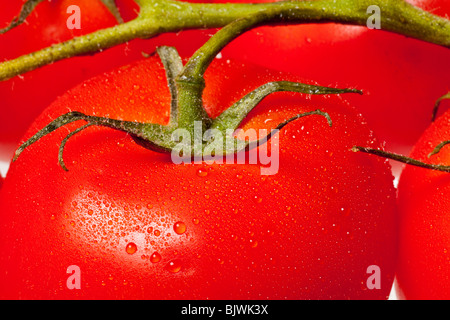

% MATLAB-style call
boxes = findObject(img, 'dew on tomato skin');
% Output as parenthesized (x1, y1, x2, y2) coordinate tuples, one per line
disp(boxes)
(165, 259, 182, 273)
(254, 196, 263, 204)
(150, 252, 162, 263)
(196, 169, 208, 177)
(192, 218, 200, 225)
(249, 239, 258, 248)
(173, 221, 187, 235)
(125, 242, 138, 255)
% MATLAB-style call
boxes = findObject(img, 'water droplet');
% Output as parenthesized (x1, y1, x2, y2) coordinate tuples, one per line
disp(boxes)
(192, 218, 200, 225)
(150, 252, 162, 263)
(254, 196, 263, 204)
(154, 229, 161, 237)
(165, 259, 182, 273)
(249, 239, 258, 248)
(173, 221, 187, 234)
(196, 169, 208, 177)
(125, 242, 137, 255)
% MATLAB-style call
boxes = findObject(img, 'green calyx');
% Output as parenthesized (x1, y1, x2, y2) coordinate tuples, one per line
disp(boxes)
(12, 10, 362, 171)
(0, 0, 45, 34)
(352, 91, 450, 173)
(13, 44, 358, 171)
(6, 0, 450, 173)
(432, 92, 450, 122)
(352, 145, 450, 173)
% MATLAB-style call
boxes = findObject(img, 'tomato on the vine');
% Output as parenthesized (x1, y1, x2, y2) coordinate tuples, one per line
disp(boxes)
(395, 109, 450, 300)
(0, 55, 397, 299)
(198, 0, 450, 170)
(0, 0, 210, 160)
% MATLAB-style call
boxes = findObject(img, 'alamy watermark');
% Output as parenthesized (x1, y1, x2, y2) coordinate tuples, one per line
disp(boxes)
(66, 5, 81, 30)
(367, 5, 381, 29)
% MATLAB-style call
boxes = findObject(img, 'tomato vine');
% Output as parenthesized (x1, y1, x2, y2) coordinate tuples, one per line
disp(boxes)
(0, 0, 450, 82)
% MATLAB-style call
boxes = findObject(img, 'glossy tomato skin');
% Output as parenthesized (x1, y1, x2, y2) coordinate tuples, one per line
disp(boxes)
(199, 0, 450, 173)
(0, 0, 210, 160)
(0, 57, 397, 299)
(395, 110, 450, 300)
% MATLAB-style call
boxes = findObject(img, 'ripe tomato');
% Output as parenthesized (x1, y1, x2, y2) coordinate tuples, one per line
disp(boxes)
(0, 0, 210, 161)
(0, 56, 397, 299)
(395, 109, 450, 300)
(200, 0, 450, 173)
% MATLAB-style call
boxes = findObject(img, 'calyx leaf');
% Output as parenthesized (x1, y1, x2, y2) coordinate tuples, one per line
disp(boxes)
(0, 0, 45, 34)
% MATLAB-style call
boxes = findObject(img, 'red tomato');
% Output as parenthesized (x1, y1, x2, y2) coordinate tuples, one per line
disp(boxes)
(0, 0, 210, 161)
(395, 109, 450, 300)
(200, 0, 450, 175)
(0, 56, 397, 299)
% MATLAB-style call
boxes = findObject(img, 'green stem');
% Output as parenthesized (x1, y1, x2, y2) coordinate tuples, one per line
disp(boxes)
(1, 0, 449, 81)
(429, 140, 450, 157)
(0, 0, 45, 34)
(432, 92, 450, 122)
(156, 46, 184, 126)
(352, 146, 450, 173)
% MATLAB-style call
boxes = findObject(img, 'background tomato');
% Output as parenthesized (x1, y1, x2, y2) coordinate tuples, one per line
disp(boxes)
(395, 109, 450, 299)
(0, 0, 210, 161)
(0, 56, 397, 299)
(195, 0, 450, 176)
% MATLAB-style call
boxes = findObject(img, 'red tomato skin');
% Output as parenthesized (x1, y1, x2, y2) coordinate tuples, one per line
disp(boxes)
(0, 57, 397, 299)
(0, 0, 210, 160)
(395, 110, 450, 300)
(197, 0, 450, 173)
